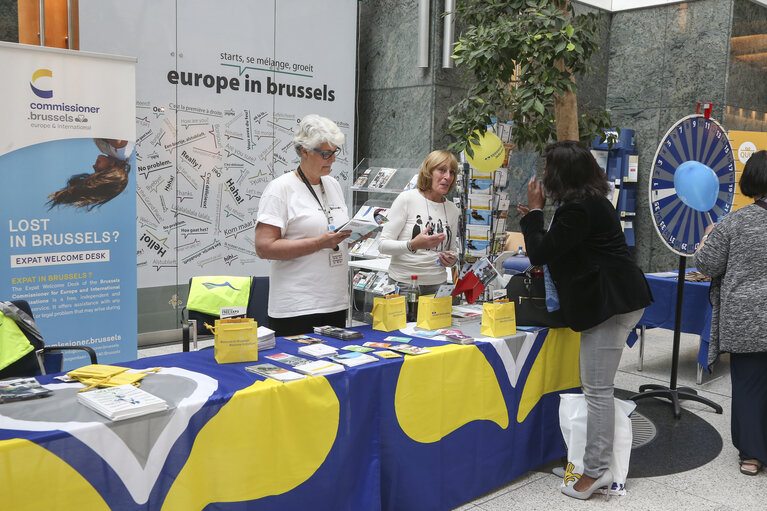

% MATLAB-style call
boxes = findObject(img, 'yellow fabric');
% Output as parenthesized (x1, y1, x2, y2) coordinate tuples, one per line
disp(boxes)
(209, 317, 259, 364)
(518, 328, 581, 422)
(480, 301, 516, 338)
(0, 311, 34, 371)
(372, 296, 406, 332)
(394, 345, 508, 443)
(1, 438, 109, 510)
(163, 377, 339, 510)
(67, 364, 128, 379)
(187, 276, 252, 316)
(416, 295, 452, 330)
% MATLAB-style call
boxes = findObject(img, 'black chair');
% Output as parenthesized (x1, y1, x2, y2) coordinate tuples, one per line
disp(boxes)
(181, 276, 269, 351)
(0, 300, 98, 378)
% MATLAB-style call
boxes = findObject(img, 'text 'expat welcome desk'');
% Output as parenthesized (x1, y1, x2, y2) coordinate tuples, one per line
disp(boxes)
(0, 325, 581, 511)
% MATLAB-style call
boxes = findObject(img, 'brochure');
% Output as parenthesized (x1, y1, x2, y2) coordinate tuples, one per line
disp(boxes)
(0, 377, 52, 403)
(77, 384, 168, 421)
(246, 363, 306, 382)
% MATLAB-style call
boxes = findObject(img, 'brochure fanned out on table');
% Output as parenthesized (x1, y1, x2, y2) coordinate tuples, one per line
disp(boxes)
(0, 377, 52, 403)
(298, 343, 340, 359)
(77, 384, 168, 421)
(246, 363, 306, 382)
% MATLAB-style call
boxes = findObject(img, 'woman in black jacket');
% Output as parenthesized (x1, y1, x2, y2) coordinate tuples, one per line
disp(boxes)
(517, 140, 652, 500)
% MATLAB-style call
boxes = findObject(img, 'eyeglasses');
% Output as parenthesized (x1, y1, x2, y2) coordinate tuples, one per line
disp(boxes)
(312, 147, 341, 160)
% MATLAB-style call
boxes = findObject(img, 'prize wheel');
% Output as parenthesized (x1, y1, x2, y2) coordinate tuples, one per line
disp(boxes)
(649, 114, 736, 256)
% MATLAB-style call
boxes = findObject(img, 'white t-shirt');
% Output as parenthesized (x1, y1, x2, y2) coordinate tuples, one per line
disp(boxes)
(379, 189, 460, 285)
(257, 171, 350, 318)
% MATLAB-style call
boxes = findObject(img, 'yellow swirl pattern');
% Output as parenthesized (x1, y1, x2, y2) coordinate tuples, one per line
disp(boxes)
(395, 344, 508, 443)
(163, 377, 339, 510)
(518, 328, 581, 422)
(1, 438, 109, 510)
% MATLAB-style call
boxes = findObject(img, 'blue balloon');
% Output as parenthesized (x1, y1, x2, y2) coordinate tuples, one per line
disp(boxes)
(673, 160, 719, 212)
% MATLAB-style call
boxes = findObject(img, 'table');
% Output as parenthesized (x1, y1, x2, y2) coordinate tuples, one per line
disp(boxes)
(0, 325, 581, 511)
(637, 272, 712, 382)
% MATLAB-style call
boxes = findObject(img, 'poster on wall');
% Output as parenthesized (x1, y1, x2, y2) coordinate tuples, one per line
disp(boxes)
(78, 0, 357, 289)
(0, 42, 137, 368)
(728, 130, 767, 210)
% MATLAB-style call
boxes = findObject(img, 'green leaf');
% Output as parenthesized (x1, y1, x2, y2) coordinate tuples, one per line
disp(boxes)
(566, 42, 575, 51)
(533, 99, 545, 115)
(565, 24, 574, 38)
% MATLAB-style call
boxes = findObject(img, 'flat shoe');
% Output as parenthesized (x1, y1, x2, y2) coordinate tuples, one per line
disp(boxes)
(740, 459, 762, 476)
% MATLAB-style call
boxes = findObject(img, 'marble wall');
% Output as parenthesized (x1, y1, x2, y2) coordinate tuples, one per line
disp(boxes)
(0, 0, 18, 43)
(357, 0, 466, 161)
(605, 0, 735, 272)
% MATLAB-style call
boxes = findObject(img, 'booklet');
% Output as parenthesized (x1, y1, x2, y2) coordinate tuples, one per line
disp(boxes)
(335, 207, 389, 243)
(265, 352, 315, 367)
(246, 363, 306, 382)
(298, 343, 340, 359)
(328, 351, 378, 367)
(388, 344, 431, 356)
(0, 377, 52, 403)
(77, 384, 168, 421)
(283, 334, 326, 344)
(291, 359, 345, 376)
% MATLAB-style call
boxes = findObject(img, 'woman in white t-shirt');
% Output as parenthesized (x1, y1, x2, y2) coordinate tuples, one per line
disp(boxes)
(379, 150, 460, 295)
(255, 115, 352, 336)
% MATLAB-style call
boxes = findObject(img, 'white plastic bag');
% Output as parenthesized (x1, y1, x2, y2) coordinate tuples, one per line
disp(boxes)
(558, 393, 635, 495)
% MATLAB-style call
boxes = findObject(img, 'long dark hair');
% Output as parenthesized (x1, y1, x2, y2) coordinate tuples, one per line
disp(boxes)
(542, 140, 609, 203)
(47, 154, 130, 211)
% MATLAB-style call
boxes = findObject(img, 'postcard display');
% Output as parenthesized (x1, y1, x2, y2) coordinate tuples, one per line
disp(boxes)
(347, 159, 423, 323)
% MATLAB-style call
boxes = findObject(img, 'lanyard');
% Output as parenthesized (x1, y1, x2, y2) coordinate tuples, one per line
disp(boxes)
(296, 166, 339, 251)
(296, 166, 334, 227)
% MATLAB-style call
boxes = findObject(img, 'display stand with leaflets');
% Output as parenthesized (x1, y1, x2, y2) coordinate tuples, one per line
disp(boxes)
(590, 129, 638, 250)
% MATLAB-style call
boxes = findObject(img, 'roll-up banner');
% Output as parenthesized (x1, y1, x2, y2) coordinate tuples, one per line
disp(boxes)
(0, 42, 137, 368)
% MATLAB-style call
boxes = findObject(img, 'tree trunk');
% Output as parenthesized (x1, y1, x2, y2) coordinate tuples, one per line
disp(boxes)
(553, 0, 579, 141)
(553, 59, 579, 141)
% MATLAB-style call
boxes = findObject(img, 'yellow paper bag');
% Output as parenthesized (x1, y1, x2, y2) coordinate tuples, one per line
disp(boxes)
(481, 301, 516, 338)
(372, 295, 406, 332)
(208, 317, 259, 364)
(416, 294, 452, 330)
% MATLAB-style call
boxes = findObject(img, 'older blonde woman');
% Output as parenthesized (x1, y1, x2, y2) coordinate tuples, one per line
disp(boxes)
(379, 150, 460, 295)
(255, 114, 351, 336)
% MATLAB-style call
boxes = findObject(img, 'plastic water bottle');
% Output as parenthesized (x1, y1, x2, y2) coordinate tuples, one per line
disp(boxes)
(403, 275, 421, 322)
(515, 246, 525, 256)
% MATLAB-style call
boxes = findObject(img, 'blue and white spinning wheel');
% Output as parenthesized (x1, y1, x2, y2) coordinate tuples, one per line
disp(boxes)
(649, 114, 736, 256)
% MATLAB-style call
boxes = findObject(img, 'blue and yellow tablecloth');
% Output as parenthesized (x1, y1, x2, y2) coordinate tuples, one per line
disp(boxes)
(0, 325, 581, 510)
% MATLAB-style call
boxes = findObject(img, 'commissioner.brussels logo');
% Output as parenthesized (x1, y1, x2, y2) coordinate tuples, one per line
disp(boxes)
(30, 68, 53, 99)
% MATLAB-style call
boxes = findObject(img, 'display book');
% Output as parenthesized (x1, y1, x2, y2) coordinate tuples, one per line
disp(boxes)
(348, 158, 422, 259)
(77, 384, 168, 421)
(0, 377, 52, 403)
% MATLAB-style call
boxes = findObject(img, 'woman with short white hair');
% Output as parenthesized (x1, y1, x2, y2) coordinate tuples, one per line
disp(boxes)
(255, 114, 351, 336)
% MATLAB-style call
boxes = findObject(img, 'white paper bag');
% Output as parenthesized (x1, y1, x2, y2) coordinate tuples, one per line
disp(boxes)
(558, 393, 635, 495)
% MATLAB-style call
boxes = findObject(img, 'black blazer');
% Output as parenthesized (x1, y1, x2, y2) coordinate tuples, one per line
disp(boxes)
(520, 197, 652, 332)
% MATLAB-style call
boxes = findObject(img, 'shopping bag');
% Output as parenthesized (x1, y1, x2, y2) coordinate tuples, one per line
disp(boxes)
(372, 295, 406, 332)
(480, 300, 516, 338)
(416, 295, 452, 330)
(207, 317, 259, 364)
(558, 393, 635, 495)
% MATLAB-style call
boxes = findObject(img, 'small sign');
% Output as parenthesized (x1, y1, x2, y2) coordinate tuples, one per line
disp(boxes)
(220, 306, 246, 319)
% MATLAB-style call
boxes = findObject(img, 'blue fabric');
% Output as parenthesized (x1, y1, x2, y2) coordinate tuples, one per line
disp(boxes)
(542, 264, 561, 312)
(636, 273, 712, 367)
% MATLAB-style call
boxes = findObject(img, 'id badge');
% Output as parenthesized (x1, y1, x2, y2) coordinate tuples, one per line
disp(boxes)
(329, 250, 345, 268)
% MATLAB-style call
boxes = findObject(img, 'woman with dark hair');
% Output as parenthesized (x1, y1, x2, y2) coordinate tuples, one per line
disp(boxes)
(517, 140, 652, 499)
(695, 149, 767, 476)
(47, 139, 133, 210)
